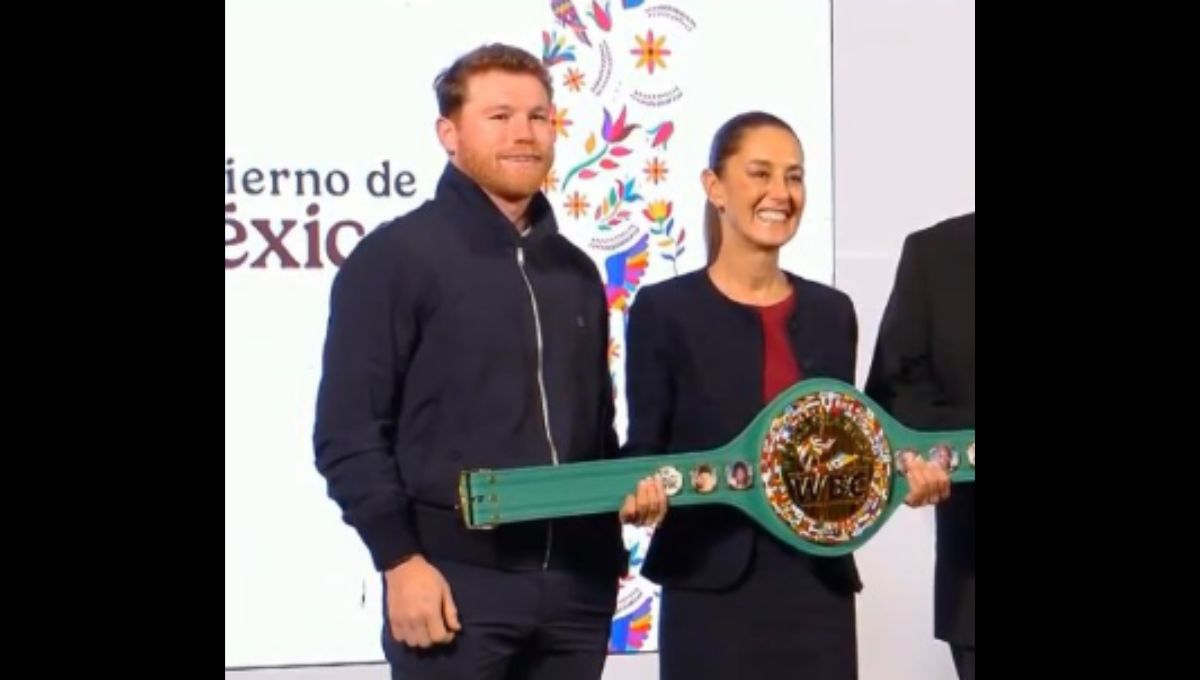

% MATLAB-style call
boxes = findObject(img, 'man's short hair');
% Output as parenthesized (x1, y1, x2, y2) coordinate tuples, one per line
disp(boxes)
(434, 43, 553, 118)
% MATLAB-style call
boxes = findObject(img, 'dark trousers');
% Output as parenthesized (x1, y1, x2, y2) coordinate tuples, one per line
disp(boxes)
(383, 559, 618, 680)
(951, 644, 974, 680)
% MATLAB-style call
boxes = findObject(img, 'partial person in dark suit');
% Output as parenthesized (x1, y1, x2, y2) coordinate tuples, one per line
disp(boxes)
(621, 111, 950, 680)
(865, 212, 975, 680)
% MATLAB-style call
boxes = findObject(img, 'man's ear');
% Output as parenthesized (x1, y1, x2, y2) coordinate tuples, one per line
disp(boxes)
(436, 116, 458, 157)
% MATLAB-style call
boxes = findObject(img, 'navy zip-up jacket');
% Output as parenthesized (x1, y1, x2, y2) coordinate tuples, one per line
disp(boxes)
(313, 162, 627, 579)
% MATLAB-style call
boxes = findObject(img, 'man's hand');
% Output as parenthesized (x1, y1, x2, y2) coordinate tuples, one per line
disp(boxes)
(384, 555, 461, 648)
(619, 476, 668, 527)
(902, 454, 952, 507)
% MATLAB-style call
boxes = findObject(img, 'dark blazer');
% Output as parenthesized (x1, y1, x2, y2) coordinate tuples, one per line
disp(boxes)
(864, 212, 975, 647)
(621, 269, 862, 595)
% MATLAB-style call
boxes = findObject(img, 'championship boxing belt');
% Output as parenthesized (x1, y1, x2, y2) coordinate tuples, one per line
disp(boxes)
(457, 378, 974, 556)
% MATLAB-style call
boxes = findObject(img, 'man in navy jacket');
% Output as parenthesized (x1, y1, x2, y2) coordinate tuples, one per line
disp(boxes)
(312, 43, 665, 680)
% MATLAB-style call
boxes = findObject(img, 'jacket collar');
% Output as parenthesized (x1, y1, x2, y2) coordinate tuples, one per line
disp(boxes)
(434, 161, 559, 250)
(695, 269, 813, 318)
(694, 269, 826, 375)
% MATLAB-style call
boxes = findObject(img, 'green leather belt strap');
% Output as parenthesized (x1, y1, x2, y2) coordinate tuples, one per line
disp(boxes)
(458, 378, 975, 556)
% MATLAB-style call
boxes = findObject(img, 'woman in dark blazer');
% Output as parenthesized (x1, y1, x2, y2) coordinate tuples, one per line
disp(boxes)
(622, 112, 947, 679)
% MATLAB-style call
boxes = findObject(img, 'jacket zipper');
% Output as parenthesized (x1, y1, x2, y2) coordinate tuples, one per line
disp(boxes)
(516, 245, 560, 569)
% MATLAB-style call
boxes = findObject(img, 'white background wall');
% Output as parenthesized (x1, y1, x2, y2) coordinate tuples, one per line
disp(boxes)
(225, 0, 974, 677)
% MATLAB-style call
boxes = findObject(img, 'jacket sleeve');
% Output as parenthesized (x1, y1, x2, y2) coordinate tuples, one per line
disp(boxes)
(620, 288, 674, 458)
(598, 281, 622, 460)
(843, 291, 859, 382)
(312, 231, 421, 571)
(864, 231, 961, 429)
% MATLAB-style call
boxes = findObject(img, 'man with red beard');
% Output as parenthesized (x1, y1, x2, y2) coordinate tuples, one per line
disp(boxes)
(312, 44, 667, 680)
